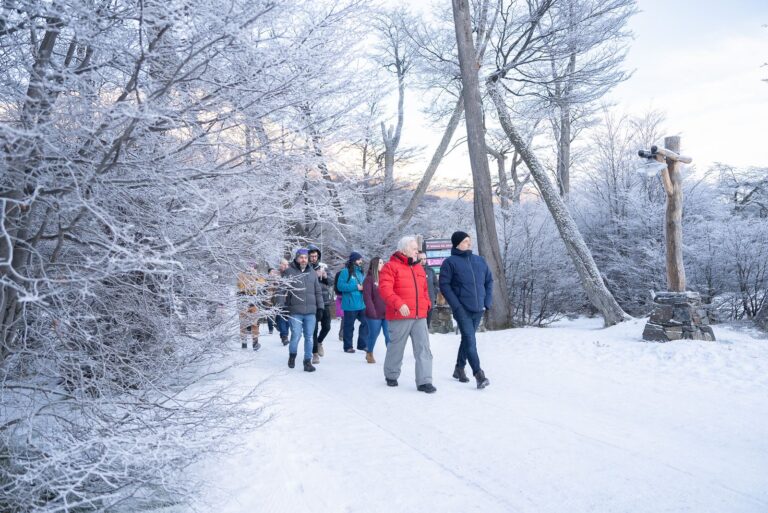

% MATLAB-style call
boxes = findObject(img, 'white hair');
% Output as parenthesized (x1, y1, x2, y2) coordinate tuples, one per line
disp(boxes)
(397, 235, 419, 253)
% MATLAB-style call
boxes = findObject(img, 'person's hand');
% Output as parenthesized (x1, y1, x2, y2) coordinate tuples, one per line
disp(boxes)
(316, 308, 323, 319)
(399, 304, 410, 317)
(357, 283, 363, 291)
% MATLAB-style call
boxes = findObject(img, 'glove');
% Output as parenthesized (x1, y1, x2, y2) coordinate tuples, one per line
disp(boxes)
(316, 308, 324, 319)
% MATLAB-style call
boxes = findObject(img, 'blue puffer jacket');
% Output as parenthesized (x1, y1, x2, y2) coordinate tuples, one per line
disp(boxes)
(337, 265, 366, 311)
(438, 248, 493, 313)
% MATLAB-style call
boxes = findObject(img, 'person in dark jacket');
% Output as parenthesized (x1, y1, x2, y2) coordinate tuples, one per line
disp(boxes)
(275, 258, 291, 345)
(308, 245, 332, 363)
(418, 251, 439, 330)
(337, 252, 369, 353)
(439, 231, 492, 389)
(379, 236, 435, 394)
(362, 257, 390, 364)
(279, 248, 324, 372)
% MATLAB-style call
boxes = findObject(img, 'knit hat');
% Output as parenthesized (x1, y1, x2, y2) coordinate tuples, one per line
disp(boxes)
(348, 251, 363, 263)
(451, 231, 470, 248)
(295, 248, 309, 257)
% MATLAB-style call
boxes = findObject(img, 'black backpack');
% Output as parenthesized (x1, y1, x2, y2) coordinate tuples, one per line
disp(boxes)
(333, 266, 352, 295)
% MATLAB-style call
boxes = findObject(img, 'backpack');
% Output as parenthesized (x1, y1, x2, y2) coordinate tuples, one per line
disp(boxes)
(333, 266, 353, 295)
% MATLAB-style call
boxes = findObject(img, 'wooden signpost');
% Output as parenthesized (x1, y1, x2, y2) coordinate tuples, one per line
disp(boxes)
(638, 137, 715, 342)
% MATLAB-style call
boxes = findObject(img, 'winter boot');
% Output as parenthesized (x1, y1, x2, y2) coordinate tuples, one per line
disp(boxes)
(281, 335, 289, 346)
(317, 343, 324, 357)
(288, 353, 297, 369)
(475, 370, 490, 389)
(312, 353, 320, 364)
(385, 378, 398, 387)
(252, 339, 261, 351)
(241, 341, 248, 349)
(452, 366, 470, 383)
(365, 352, 376, 364)
(417, 383, 437, 394)
(303, 359, 316, 372)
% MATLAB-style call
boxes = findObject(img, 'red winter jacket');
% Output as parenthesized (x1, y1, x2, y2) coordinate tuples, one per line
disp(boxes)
(379, 251, 431, 321)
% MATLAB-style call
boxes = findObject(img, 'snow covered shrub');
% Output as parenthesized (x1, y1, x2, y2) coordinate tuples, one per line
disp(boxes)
(499, 203, 584, 326)
(0, 0, 368, 510)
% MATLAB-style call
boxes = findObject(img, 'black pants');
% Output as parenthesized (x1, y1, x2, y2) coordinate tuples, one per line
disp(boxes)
(312, 304, 332, 353)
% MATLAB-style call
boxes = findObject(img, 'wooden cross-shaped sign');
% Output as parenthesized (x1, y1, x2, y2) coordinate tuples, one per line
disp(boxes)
(637, 136, 693, 293)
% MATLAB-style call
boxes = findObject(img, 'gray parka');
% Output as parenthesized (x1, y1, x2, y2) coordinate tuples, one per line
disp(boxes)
(280, 260, 324, 316)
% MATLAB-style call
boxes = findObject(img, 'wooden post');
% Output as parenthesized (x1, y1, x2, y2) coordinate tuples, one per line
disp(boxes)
(663, 136, 686, 292)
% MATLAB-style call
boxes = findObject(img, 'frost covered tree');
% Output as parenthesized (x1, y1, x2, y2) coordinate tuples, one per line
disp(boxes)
(0, 0, 369, 510)
(484, 0, 629, 326)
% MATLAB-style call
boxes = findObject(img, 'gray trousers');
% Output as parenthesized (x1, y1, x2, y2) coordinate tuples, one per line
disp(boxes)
(383, 318, 433, 386)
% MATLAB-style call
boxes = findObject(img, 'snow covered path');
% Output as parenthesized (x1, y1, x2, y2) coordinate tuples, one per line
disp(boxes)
(197, 318, 768, 513)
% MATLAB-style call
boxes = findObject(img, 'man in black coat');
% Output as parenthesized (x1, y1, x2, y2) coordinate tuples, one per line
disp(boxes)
(438, 231, 492, 389)
(308, 245, 332, 363)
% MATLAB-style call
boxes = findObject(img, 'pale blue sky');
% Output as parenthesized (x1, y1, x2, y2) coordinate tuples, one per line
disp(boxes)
(609, 0, 768, 169)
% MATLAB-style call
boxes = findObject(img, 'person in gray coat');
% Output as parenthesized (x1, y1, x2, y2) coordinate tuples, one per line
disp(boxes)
(418, 251, 439, 330)
(280, 248, 324, 372)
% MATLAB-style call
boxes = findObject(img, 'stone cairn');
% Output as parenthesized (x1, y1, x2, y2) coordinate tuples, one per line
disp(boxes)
(642, 291, 715, 342)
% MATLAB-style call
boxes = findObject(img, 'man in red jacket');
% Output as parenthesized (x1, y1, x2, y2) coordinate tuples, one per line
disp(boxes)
(379, 235, 436, 393)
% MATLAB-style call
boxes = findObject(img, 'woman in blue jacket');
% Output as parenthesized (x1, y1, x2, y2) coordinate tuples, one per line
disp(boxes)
(337, 252, 369, 353)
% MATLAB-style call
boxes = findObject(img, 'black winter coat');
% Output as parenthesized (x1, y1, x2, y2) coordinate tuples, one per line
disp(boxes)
(438, 248, 493, 314)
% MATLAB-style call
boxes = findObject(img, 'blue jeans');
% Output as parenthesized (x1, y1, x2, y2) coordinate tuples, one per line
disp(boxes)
(343, 309, 368, 351)
(276, 314, 290, 338)
(366, 318, 390, 353)
(289, 314, 316, 361)
(454, 308, 483, 374)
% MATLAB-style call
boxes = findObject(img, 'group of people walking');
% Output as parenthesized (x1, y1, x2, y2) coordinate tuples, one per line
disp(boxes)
(238, 231, 493, 393)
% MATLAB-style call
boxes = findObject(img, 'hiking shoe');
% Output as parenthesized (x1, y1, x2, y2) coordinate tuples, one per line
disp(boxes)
(385, 378, 398, 387)
(317, 343, 324, 357)
(453, 366, 470, 383)
(288, 353, 296, 369)
(303, 359, 316, 372)
(417, 383, 437, 394)
(475, 370, 490, 389)
(252, 340, 261, 351)
(344, 348, 356, 353)
(365, 352, 376, 364)
(312, 353, 320, 364)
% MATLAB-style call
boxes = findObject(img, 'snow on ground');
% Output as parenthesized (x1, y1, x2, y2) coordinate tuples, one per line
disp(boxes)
(193, 317, 768, 513)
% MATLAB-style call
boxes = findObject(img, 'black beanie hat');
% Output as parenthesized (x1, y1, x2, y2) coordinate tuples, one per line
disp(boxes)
(451, 231, 470, 248)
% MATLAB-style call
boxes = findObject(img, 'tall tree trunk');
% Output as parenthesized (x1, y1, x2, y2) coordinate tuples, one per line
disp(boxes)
(487, 147, 510, 210)
(299, 104, 347, 226)
(487, 78, 629, 327)
(452, 0, 512, 330)
(385, 97, 464, 242)
(556, 91, 572, 198)
(384, 0, 497, 244)
(381, 65, 405, 205)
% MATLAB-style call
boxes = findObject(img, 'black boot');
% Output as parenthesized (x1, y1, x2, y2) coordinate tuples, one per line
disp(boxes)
(252, 338, 261, 351)
(475, 370, 490, 389)
(288, 353, 296, 369)
(303, 359, 316, 372)
(241, 341, 248, 349)
(281, 335, 289, 346)
(452, 366, 470, 383)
